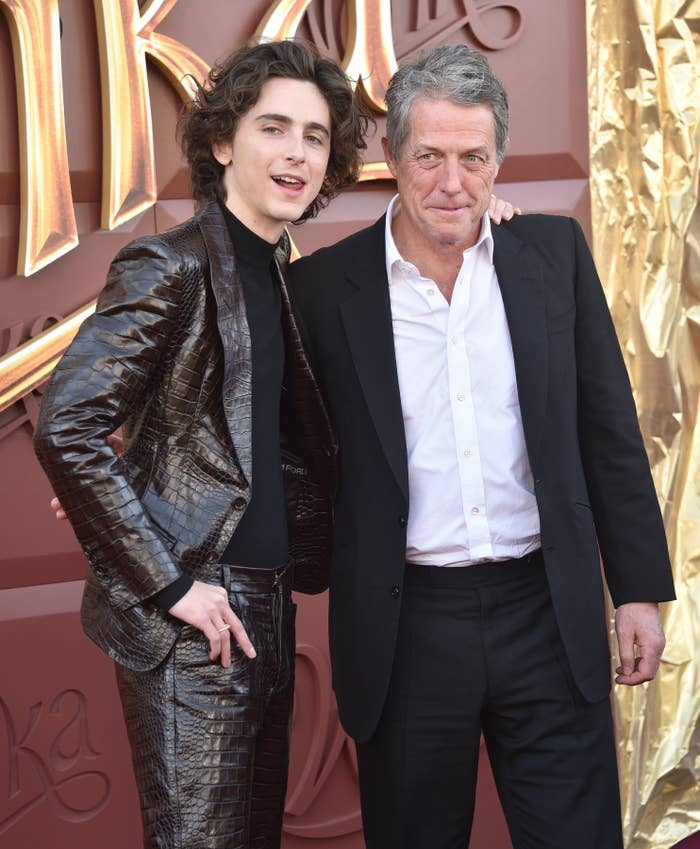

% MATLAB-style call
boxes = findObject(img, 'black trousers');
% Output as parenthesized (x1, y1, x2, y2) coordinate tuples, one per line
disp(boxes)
(116, 562, 295, 849)
(357, 552, 623, 849)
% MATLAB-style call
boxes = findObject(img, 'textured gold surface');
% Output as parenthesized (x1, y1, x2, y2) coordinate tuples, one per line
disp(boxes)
(256, 0, 394, 110)
(0, 0, 78, 275)
(587, 2, 700, 847)
(342, 0, 395, 111)
(0, 300, 97, 414)
(0, 154, 393, 411)
(93, 0, 209, 231)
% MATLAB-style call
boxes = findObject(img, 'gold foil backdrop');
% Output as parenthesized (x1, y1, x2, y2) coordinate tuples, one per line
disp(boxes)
(587, 2, 700, 846)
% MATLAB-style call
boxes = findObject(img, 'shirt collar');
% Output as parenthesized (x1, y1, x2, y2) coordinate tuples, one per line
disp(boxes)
(384, 193, 495, 284)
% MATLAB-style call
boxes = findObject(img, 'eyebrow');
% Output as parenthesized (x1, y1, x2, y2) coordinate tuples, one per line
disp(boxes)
(414, 143, 491, 157)
(255, 113, 330, 138)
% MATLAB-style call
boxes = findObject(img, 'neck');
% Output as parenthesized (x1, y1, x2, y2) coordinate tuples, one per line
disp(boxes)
(392, 216, 480, 303)
(225, 199, 283, 245)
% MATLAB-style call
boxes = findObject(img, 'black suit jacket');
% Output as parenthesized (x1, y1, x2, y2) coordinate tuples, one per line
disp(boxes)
(290, 213, 674, 743)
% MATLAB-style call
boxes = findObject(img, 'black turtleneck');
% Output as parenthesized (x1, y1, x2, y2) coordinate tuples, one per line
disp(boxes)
(149, 207, 289, 611)
(219, 206, 288, 569)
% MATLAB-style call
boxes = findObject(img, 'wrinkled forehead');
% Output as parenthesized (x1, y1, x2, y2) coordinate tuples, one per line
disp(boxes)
(403, 97, 497, 146)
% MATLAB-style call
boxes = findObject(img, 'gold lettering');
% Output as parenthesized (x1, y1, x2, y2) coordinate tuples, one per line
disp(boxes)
(256, 0, 395, 111)
(0, 0, 78, 276)
(0, 300, 97, 414)
(254, 0, 312, 39)
(93, 0, 210, 230)
(343, 0, 395, 111)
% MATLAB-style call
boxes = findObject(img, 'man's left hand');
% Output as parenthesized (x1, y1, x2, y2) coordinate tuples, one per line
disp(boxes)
(614, 601, 666, 686)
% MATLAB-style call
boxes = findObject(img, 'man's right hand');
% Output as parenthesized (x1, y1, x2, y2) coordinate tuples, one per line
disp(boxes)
(48, 434, 253, 667)
(168, 580, 256, 667)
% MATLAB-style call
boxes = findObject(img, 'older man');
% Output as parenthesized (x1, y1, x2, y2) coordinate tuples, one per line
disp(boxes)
(290, 46, 674, 849)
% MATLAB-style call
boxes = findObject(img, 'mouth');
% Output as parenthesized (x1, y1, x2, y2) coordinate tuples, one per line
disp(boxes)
(272, 174, 306, 193)
(431, 206, 466, 217)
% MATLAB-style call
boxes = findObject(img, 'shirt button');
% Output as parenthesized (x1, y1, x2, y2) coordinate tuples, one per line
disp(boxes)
(471, 506, 480, 515)
(391, 586, 400, 599)
(426, 288, 435, 296)
(457, 393, 465, 402)
(452, 336, 458, 345)
(464, 449, 472, 458)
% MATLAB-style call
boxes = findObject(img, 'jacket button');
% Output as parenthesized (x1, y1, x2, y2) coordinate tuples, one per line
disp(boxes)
(391, 586, 400, 599)
(207, 552, 217, 562)
(233, 497, 247, 510)
(398, 514, 407, 527)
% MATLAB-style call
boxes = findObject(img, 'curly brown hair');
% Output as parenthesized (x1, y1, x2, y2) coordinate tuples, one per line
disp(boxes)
(179, 40, 373, 221)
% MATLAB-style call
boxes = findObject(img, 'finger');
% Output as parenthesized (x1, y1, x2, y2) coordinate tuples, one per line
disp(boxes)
(615, 657, 647, 686)
(487, 195, 501, 224)
(226, 611, 256, 659)
(498, 202, 513, 222)
(50, 496, 67, 520)
(616, 625, 636, 676)
(200, 621, 222, 663)
(107, 433, 124, 454)
(635, 644, 662, 683)
(218, 623, 232, 668)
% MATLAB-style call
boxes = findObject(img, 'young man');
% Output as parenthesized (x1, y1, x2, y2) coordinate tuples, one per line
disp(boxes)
(34, 40, 368, 849)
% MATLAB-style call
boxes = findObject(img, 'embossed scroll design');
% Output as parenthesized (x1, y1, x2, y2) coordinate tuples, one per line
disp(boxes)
(0, 0, 525, 410)
(284, 642, 361, 837)
(0, 690, 110, 833)
(257, 0, 524, 110)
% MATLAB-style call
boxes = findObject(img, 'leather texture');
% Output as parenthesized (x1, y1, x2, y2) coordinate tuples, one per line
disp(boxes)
(34, 201, 336, 672)
(115, 563, 296, 849)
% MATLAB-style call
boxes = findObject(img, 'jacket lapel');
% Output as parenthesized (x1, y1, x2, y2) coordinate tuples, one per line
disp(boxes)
(492, 224, 548, 470)
(198, 202, 252, 487)
(339, 217, 409, 504)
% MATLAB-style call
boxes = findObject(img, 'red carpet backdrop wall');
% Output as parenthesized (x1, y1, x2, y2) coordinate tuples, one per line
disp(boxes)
(0, 2, 598, 848)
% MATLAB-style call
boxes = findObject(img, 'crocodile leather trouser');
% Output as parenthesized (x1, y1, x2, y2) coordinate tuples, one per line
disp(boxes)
(115, 562, 296, 849)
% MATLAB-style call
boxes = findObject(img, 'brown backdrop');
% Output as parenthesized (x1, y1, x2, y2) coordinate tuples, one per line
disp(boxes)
(0, 2, 589, 847)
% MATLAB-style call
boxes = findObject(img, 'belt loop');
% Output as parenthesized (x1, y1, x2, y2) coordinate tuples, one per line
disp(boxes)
(222, 564, 231, 592)
(272, 560, 292, 588)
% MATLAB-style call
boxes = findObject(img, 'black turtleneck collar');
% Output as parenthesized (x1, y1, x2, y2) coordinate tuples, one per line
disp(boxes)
(221, 204, 279, 270)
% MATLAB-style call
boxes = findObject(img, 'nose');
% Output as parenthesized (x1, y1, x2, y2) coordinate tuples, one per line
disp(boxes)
(285, 130, 305, 164)
(438, 157, 461, 195)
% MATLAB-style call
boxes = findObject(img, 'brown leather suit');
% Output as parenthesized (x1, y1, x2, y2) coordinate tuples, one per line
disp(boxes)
(33, 201, 336, 848)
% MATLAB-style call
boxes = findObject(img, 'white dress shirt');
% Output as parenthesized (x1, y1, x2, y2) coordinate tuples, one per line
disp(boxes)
(385, 195, 541, 566)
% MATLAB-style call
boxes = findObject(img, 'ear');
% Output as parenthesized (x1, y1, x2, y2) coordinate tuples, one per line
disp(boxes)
(381, 137, 398, 179)
(212, 140, 233, 167)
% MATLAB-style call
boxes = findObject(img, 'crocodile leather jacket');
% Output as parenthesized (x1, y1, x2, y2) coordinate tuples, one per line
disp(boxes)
(34, 201, 336, 672)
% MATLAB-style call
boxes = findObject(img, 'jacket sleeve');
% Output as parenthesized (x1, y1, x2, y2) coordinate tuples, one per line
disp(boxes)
(571, 217, 675, 605)
(34, 237, 186, 611)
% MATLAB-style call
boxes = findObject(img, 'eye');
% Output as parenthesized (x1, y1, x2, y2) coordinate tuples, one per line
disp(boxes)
(305, 133, 324, 145)
(262, 125, 282, 134)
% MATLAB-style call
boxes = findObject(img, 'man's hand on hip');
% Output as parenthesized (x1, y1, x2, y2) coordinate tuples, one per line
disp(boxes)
(169, 580, 257, 667)
(614, 601, 665, 685)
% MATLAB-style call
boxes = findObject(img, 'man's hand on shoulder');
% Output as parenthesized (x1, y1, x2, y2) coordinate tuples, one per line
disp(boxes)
(614, 601, 666, 686)
(488, 194, 521, 225)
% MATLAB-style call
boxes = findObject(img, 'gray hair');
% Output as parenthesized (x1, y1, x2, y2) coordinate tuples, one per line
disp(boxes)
(385, 45, 509, 164)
